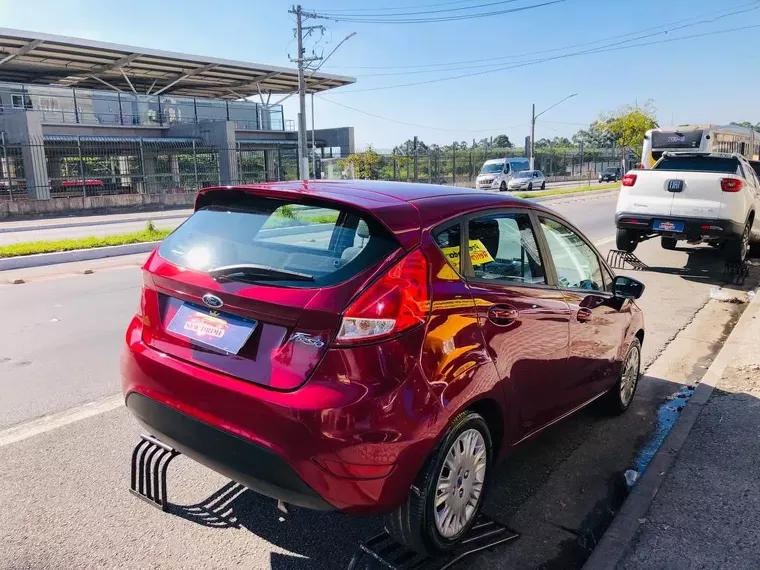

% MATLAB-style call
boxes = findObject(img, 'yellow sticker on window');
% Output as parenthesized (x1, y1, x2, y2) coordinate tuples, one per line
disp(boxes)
(441, 239, 495, 266)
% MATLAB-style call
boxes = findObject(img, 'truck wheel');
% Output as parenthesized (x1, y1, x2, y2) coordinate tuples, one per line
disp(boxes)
(384, 411, 492, 556)
(499, 181, 506, 192)
(616, 228, 638, 253)
(661, 237, 677, 250)
(724, 221, 751, 262)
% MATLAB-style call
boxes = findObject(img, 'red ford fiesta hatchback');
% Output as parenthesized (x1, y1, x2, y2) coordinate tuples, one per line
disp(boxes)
(122, 180, 644, 555)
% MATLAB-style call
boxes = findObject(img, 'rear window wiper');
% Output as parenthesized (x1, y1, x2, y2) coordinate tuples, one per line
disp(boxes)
(209, 263, 315, 282)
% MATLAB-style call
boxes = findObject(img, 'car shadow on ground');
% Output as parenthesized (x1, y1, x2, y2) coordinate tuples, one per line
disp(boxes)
(164, 372, 694, 570)
(168, 483, 382, 569)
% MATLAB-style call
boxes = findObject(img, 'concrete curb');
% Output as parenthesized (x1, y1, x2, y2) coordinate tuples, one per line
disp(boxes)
(532, 187, 619, 202)
(0, 242, 159, 271)
(583, 289, 760, 570)
(0, 211, 191, 234)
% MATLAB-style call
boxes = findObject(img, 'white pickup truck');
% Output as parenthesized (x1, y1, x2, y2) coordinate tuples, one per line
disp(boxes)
(615, 152, 760, 262)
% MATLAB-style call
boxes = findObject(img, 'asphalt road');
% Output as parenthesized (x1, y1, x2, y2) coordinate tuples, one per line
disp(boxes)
(1, 191, 755, 570)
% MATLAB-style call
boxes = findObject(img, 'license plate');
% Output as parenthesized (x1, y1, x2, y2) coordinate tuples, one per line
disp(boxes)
(666, 179, 683, 192)
(653, 219, 684, 232)
(166, 303, 257, 354)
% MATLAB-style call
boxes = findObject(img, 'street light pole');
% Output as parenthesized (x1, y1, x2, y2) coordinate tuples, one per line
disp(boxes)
(530, 103, 535, 170)
(530, 93, 578, 170)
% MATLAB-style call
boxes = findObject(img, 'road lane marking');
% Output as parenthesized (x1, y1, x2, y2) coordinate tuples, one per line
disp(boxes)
(0, 394, 123, 448)
(594, 236, 616, 247)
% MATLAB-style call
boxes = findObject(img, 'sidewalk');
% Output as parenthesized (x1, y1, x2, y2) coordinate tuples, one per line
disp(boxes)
(586, 290, 760, 569)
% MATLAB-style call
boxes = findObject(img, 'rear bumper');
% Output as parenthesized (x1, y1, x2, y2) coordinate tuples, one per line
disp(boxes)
(615, 213, 745, 239)
(126, 392, 333, 510)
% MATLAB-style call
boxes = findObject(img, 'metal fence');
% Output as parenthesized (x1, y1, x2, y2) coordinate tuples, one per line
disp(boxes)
(340, 146, 630, 185)
(0, 83, 289, 131)
(0, 135, 300, 201)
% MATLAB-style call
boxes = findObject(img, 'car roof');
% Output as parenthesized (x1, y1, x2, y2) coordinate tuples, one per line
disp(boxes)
(198, 180, 542, 247)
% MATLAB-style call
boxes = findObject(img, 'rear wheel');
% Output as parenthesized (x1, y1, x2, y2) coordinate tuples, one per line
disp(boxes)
(616, 228, 638, 253)
(499, 181, 507, 192)
(540, 181, 546, 190)
(596, 338, 641, 415)
(724, 220, 751, 262)
(527, 183, 533, 191)
(384, 411, 492, 556)
(661, 236, 677, 250)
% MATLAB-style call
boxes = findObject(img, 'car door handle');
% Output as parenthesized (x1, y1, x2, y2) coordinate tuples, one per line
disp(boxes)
(488, 304, 520, 326)
(576, 308, 593, 323)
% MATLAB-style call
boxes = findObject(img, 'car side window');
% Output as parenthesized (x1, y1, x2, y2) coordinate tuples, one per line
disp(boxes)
(434, 223, 462, 274)
(539, 217, 604, 291)
(466, 213, 546, 284)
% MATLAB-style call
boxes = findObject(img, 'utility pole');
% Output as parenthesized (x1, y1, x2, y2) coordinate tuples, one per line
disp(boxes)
(311, 93, 317, 178)
(289, 5, 323, 180)
(530, 93, 578, 171)
(530, 103, 536, 170)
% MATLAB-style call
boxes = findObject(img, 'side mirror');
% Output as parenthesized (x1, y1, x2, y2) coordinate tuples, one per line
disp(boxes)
(612, 275, 645, 300)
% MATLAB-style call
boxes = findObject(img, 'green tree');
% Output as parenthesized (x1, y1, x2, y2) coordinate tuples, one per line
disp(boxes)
(599, 101, 658, 157)
(492, 134, 513, 148)
(339, 146, 382, 180)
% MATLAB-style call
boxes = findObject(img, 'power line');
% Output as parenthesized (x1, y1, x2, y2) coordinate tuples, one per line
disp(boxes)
(322, 1, 760, 70)
(352, 3, 760, 76)
(310, 0, 481, 13)
(315, 94, 528, 133)
(311, 0, 567, 24)
(309, 0, 522, 18)
(325, 22, 760, 93)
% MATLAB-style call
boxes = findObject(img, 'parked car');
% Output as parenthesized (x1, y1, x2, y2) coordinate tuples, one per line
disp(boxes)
(475, 157, 530, 191)
(122, 180, 645, 555)
(615, 152, 760, 261)
(599, 167, 622, 182)
(507, 169, 546, 191)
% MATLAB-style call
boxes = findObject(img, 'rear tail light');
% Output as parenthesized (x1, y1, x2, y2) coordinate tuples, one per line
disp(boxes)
(721, 178, 743, 192)
(620, 218, 648, 226)
(335, 249, 430, 345)
(622, 174, 637, 187)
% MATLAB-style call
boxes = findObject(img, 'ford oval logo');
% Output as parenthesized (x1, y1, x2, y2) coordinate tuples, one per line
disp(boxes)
(202, 294, 224, 309)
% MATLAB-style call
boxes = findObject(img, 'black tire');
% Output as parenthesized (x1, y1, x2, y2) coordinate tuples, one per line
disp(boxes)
(596, 338, 641, 415)
(724, 220, 751, 262)
(499, 181, 506, 192)
(540, 181, 546, 190)
(661, 236, 677, 250)
(616, 228, 638, 253)
(527, 183, 533, 191)
(384, 411, 493, 556)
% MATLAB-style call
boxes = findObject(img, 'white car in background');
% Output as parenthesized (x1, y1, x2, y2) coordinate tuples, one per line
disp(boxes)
(508, 170, 546, 191)
(476, 157, 531, 191)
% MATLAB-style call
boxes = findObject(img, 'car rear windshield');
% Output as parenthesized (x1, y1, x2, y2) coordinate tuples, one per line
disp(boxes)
(158, 196, 398, 287)
(653, 156, 740, 174)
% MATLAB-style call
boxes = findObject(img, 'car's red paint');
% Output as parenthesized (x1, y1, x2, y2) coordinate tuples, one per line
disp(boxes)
(122, 180, 644, 516)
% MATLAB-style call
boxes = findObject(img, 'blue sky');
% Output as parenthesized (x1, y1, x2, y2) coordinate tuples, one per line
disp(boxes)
(2, 0, 759, 150)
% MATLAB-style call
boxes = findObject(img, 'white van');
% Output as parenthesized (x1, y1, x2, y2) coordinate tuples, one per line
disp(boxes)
(476, 157, 531, 191)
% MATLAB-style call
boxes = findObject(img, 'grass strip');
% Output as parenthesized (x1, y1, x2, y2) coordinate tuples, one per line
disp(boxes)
(0, 228, 171, 258)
